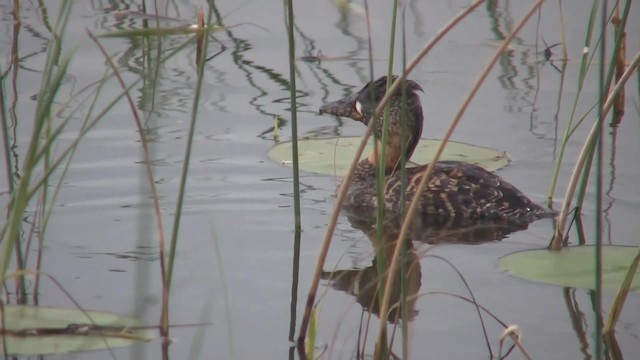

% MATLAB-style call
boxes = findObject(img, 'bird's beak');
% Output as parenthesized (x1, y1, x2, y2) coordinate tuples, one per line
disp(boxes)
(319, 92, 364, 121)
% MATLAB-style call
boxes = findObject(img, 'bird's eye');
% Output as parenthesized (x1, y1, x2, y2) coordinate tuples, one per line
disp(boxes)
(354, 100, 363, 116)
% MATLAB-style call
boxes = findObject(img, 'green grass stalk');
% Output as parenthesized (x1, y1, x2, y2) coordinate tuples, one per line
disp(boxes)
(550, 50, 640, 249)
(1, 46, 198, 294)
(33, 69, 112, 303)
(574, 140, 596, 211)
(0, 29, 27, 299)
(399, 4, 410, 358)
(605, 247, 640, 333)
(593, 2, 609, 357)
(284, 0, 304, 353)
(167, 10, 213, 283)
(375, 0, 544, 340)
(285, 0, 302, 233)
(0, 47, 75, 282)
(2, 38, 64, 287)
(547, 3, 628, 207)
(306, 308, 318, 360)
(25, 38, 196, 202)
(0, 1, 201, 308)
(359, 1, 392, 307)
(546, 0, 601, 204)
(0, 76, 13, 196)
(574, 0, 632, 210)
(373, 1, 400, 357)
(165, 8, 216, 340)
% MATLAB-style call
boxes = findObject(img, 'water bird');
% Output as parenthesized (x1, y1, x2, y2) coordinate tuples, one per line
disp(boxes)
(319, 75, 553, 224)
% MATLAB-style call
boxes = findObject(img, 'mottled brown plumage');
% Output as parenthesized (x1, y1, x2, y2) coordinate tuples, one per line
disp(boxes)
(319, 75, 553, 224)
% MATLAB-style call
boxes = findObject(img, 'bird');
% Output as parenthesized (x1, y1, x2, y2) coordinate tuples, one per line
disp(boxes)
(319, 75, 553, 225)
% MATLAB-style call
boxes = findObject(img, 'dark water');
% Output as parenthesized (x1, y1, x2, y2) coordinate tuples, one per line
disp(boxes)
(1, 0, 639, 359)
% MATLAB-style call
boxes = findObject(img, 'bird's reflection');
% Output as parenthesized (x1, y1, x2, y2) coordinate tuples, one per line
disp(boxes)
(322, 214, 422, 322)
(322, 210, 533, 322)
(346, 211, 531, 245)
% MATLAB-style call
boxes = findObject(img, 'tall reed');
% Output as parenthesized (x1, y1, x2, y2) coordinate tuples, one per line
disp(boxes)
(0, 4, 222, 356)
(0, 0, 75, 285)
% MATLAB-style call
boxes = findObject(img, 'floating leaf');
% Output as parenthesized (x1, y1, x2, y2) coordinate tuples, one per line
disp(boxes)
(0, 306, 151, 355)
(99, 26, 200, 38)
(268, 137, 509, 175)
(98, 24, 236, 38)
(500, 246, 640, 291)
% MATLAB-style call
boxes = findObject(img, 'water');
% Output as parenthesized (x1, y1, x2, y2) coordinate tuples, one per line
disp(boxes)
(1, 0, 639, 359)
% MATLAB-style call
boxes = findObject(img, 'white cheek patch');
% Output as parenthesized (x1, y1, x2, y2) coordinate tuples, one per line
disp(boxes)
(354, 100, 363, 116)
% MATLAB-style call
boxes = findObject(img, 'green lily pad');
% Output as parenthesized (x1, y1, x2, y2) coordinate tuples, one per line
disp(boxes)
(268, 137, 509, 175)
(500, 246, 640, 291)
(0, 305, 151, 355)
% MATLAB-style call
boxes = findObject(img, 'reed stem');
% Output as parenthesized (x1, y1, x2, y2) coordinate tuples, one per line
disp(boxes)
(375, 0, 544, 342)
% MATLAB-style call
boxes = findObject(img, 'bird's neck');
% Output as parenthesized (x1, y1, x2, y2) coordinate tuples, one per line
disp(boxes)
(366, 138, 406, 173)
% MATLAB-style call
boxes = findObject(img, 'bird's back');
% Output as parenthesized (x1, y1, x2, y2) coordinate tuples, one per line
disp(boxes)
(345, 160, 552, 224)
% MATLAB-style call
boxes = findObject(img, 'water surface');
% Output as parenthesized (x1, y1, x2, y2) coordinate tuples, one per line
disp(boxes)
(1, 1, 639, 359)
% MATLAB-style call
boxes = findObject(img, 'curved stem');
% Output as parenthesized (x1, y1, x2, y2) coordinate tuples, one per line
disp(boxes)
(296, 0, 486, 345)
(375, 0, 545, 342)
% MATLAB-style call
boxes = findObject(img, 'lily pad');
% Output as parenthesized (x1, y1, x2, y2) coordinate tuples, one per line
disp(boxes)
(0, 305, 151, 355)
(268, 137, 509, 176)
(499, 246, 640, 291)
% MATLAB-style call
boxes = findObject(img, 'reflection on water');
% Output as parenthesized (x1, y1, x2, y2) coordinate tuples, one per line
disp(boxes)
(486, 0, 539, 117)
(323, 209, 531, 324)
(322, 233, 421, 322)
(346, 211, 532, 245)
(562, 287, 626, 360)
(319, 209, 545, 359)
(76, 249, 160, 262)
